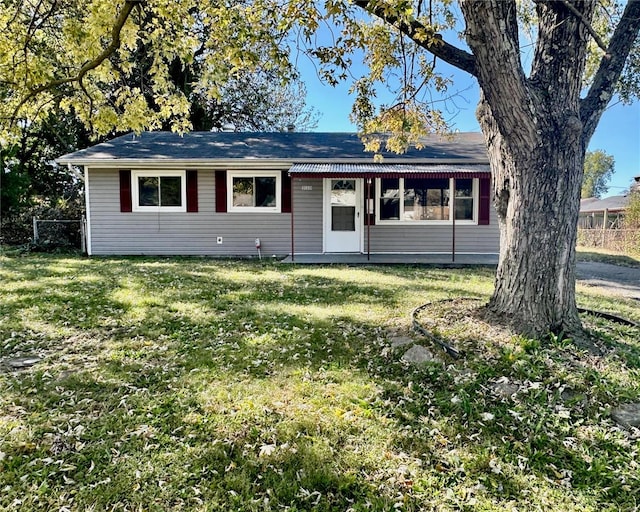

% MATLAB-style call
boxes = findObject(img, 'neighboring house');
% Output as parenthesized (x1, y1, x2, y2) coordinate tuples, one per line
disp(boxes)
(56, 131, 499, 257)
(579, 195, 629, 229)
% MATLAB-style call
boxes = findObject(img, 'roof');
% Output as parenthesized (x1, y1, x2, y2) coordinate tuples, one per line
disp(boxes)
(289, 163, 491, 178)
(580, 195, 629, 213)
(56, 131, 488, 166)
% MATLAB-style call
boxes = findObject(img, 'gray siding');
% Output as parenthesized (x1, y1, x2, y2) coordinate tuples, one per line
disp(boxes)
(364, 205, 499, 254)
(88, 171, 499, 256)
(88, 168, 292, 256)
(291, 178, 323, 253)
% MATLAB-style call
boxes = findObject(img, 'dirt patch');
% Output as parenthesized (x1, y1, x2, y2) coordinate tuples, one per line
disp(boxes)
(411, 298, 623, 358)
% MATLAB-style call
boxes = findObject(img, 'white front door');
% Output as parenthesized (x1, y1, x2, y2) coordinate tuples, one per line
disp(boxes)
(324, 179, 361, 253)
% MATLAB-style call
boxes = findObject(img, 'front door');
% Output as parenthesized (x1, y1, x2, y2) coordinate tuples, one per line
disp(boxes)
(324, 179, 361, 253)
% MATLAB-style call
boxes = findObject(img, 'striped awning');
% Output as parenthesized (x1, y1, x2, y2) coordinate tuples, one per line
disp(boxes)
(288, 163, 491, 178)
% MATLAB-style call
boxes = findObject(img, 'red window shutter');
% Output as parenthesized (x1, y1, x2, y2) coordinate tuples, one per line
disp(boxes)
(186, 170, 198, 212)
(364, 179, 375, 226)
(478, 177, 491, 225)
(215, 170, 227, 213)
(282, 172, 292, 213)
(119, 170, 132, 212)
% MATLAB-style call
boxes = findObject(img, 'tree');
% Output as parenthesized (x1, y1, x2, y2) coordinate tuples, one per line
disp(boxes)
(2, 0, 640, 336)
(1, 112, 89, 214)
(0, 1, 313, 137)
(1, 1, 317, 241)
(581, 150, 615, 198)
(0, 109, 88, 244)
(625, 189, 640, 229)
(623, 186, 640, 257)
(192, 71, 319, 132)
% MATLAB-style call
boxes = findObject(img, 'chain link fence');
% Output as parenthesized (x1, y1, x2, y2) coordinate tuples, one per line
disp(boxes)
(31, 217, 85, 252)
(578, 228, 640, 257)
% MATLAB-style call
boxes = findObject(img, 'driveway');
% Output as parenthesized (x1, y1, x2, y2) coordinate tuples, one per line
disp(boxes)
(576, 261, 640, 300)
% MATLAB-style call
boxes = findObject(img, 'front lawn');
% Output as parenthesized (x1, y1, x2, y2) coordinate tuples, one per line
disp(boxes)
(1, 254, 639, 511)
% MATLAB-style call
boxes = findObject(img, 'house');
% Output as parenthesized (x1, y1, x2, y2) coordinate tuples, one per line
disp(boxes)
(579, 195, 629, 229)
(56, 131, 499, 258)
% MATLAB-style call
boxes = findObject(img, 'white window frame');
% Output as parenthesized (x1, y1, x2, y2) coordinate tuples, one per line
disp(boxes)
(132, 170, 187, 212)
(375, 177, 478, 225)
(227, 171, 281, 213)
(452, 177, 478, 224)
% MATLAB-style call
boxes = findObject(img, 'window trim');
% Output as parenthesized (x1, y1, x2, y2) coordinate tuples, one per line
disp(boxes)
(453, 177, 478, 223)
(227, 171, 282, 213)
(375, 177, 478, 225)
(132, 170, 187, 212)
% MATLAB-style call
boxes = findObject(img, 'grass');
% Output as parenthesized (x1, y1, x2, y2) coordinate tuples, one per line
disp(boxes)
(0, 254, 639, 511)
(576, 246, 640, 268)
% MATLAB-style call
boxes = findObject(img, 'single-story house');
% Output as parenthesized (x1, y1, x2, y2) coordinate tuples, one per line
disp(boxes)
(56, 131, 499, 258)
(579, 195, 629, 229)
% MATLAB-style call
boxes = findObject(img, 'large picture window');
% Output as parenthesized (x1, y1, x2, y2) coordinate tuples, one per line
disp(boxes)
(377, 177, 478, 223)
(132, 171, 186, 212)
(228, 172, 281, 212)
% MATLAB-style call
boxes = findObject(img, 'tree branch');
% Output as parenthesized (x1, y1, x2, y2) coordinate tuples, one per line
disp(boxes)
(459, 0, 536, 146)
(581, 0, 640, 143)
(352, 0, 477, 76)
(560, 0, 608, 53)
(11, 0, 141, 125)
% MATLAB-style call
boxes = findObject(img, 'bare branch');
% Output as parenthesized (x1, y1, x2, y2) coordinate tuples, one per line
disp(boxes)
(352, 0, 477, 76)
(10, 0, 141, 125)
(560, 0, 608, 53)
(581, 0, 640, 142)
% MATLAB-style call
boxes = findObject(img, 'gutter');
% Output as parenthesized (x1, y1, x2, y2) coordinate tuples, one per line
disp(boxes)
(54, 157, 491, 168)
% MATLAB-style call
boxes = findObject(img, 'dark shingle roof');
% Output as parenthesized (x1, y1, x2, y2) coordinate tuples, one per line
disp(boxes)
(57, 131, 488, 164)
(580, 195, 629, 213)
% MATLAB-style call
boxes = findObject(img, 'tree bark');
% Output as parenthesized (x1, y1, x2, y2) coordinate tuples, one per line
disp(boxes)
(477, 96, 584, 336)
(354, 0, 640, 337)
(461, 0, 593, 337)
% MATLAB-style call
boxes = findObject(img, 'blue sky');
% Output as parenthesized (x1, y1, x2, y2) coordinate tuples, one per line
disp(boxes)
(297, 40, 639, 198)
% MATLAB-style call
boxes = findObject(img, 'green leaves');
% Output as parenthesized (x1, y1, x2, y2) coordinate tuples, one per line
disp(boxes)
(582, 150, 615, 199)
(0, 0, 293, 141)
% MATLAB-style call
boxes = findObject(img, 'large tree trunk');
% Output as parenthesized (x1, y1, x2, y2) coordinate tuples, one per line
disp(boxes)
(477, 98, 584, 336)
(360, 0, 640, 336)
(460, 0, 595, 337)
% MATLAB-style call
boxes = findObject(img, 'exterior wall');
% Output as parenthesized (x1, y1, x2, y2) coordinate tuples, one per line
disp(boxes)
(364, 223, 499, 253)
(291, 178, 323, 253)
(364, 205, 500, 254)
(88, 168, 292, 256)
(88, 170, 500, 256)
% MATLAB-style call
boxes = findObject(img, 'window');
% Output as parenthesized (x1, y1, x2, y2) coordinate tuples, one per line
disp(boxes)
(377, 177, 477, 223)
(228, 171, 281, 212)
(330, 180, 357, 231)
(454, 179, 474, 221)
(404, 178, 450, 221)
(379, 178, 401, 220)
(132, 171, 186, 212)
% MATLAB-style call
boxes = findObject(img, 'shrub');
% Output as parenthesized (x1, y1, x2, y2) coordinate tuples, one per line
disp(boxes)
(1, 199, 83, 248)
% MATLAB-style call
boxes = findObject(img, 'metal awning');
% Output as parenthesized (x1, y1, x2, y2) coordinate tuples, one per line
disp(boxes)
(289, 163, 491, 178)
